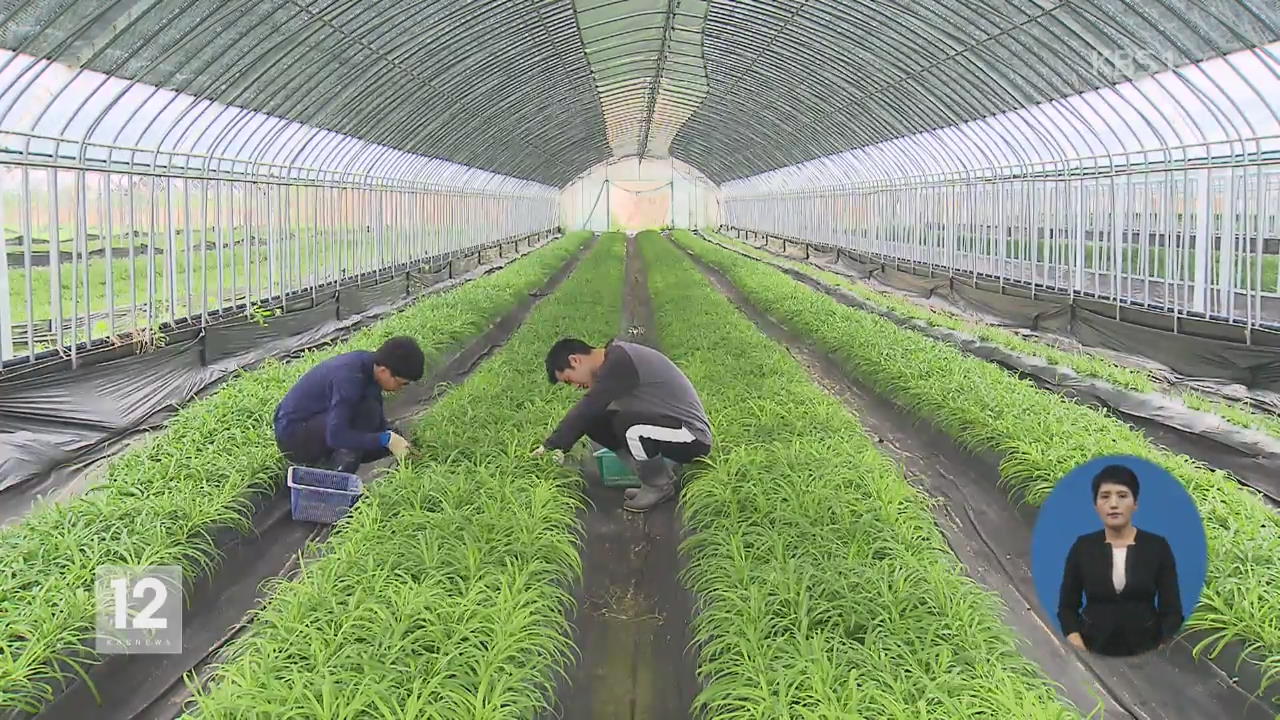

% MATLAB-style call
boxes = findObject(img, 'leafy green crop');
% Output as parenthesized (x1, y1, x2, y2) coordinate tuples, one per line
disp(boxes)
(711, 232, 1280, 443)
(0, 231, 592, 713)
(677, 229, 1280, 698)
(1178, 391, 1280, 439)
(642, 231, 1086, 718)
(181, 233, 627, 718)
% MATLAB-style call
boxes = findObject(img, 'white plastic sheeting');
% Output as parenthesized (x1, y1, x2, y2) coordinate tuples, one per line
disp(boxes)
(560, 157, 718, 231)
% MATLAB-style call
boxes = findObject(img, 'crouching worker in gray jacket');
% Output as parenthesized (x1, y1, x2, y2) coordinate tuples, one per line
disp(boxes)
(534, 337, 713, 512)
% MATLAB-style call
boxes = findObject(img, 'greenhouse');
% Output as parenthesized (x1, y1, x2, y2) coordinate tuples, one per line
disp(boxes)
(1, 0, 1280, 718)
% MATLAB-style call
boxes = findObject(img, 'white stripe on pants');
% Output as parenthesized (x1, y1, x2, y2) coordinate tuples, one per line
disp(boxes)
(625, 424, 697, 461)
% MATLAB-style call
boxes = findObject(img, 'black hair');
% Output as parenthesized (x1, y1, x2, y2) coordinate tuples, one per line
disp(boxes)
(1092, 463, 1139, 502)
(374, 336, 425, 381)
(545, 337, 594, 383)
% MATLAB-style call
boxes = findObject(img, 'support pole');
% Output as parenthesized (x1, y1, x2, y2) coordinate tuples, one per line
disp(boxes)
(0, 174, 11, 362)
(1193, 168, 1212, 315)
(671, 158, 675, 228)
(1218, 170, 1235, 318)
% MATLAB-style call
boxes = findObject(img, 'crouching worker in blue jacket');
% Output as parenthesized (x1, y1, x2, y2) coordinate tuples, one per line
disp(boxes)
(273, 336, 425, 473)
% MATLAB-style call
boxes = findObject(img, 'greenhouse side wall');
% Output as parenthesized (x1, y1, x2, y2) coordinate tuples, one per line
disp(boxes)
(0, 166, 560, 367)
(715, 219, 1280, 393)
(0, 195, 560, 524)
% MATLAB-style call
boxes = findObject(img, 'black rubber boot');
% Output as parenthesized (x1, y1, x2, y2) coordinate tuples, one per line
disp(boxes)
(623, 457, 676, 513)
(328, 449, 362, 474)
(624, 459, 680, 500)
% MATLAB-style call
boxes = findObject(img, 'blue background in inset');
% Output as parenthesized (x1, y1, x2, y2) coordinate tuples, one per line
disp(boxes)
(1030, 454, 1208, 637)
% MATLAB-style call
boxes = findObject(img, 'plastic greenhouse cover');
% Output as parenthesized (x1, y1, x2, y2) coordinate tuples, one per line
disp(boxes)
(0, 240, 539, 525)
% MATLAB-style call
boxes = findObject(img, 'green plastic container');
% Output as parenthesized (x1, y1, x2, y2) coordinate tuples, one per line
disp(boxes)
(594, 448, 640, 488)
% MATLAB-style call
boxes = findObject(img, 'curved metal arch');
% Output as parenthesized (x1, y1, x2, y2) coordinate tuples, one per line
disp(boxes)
(80, 0, 267, 170)
(0, 0, 603, 187)
(572, 0, 710, 158)
(675, 1, 1064, 179)
(37, 1, 208, 151)
(672, 38, 935, 174)
(227, 4, 517, 178)
(225, 12, 391, 171)
(332, 22, 601, 181)
(0, 0, 87, 130)
(216, 12, 588, 187)
(1138, 0, 1271, 149)
(675, 77, 978, 184)
(675, 0, 1002, 177)
(1073, 0, 1232, 150)
(673, 0, 1279, 183)
(125, 4, 326, 174)
(940, 0, 1127, 167)
(0, 0, 1277, 200)
(89, 3, 305, 166)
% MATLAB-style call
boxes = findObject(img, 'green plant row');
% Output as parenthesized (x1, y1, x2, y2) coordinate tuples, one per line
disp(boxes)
(641, 232, 1085, 718)
(677, 230, 1280, 697)
(710, 232, 1280, 441)
(0, 230, 592, 713)
(181, 232, 627, 718)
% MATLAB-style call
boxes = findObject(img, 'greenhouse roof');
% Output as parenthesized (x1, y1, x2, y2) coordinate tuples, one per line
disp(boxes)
(0, 0, 1276, 187)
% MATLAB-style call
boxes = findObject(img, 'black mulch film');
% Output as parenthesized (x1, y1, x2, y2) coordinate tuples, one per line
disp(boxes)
(687, 236, 1280, 720)
(542, 233, 700, 720)
(12, 236, 592, 720)
(0, 236, 548, 527)
(706, 233, 1280, 509)
(21, 229, 1280, 720)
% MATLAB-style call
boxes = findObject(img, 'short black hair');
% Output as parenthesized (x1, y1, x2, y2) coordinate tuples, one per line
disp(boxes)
(545, 337, 594, 383)
(1092, 463, 1139, 502)
(374, 336, 425, 381)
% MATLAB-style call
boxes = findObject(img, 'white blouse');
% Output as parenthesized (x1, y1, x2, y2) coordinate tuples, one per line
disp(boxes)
(1112, 546, 1128, 593)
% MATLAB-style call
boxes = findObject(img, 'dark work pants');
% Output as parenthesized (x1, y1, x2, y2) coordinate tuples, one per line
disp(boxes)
(275, 396, 390, 472)
(584, 409, 711, 465)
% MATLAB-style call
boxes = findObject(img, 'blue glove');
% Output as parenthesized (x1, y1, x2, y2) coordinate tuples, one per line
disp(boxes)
(380, 430, 411, 459)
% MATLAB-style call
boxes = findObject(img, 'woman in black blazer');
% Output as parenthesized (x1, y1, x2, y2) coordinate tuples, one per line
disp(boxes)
(1057, 463, 1183, 656)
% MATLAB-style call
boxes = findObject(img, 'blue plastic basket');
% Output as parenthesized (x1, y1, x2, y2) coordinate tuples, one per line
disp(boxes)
(286, 466, 363, 524)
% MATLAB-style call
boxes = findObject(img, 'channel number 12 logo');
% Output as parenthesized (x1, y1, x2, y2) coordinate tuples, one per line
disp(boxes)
(95, 565, 183, 654)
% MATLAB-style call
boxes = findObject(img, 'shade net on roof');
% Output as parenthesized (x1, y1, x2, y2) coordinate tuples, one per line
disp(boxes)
(2, 0, 1274, 187)
(0, 0, 611, 187)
